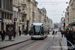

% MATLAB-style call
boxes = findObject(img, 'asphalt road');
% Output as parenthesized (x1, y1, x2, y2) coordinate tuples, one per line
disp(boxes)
(1, 32, 61, 50)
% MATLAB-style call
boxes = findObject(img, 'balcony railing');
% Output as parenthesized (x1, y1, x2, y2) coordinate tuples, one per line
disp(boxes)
(20, 10, 27, 14)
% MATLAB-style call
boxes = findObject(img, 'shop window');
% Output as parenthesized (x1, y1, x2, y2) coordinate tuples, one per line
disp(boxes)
(5, 13, 6, 19)
(7, 14, 9, 19)
(10, 14, 12, 20)
(2, 12, 4, 19)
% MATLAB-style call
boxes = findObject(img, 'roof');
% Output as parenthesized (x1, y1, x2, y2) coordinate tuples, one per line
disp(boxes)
(41, 8, 46, 13)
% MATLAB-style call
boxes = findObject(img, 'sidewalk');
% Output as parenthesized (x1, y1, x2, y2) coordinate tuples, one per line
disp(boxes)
(60, 37, 68, 50)
(0, 35, 31, 49)
(49, 32, 68, 50)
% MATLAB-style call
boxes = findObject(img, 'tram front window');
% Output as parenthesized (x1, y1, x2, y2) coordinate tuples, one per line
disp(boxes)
(35, 26, 40, 32)
(33, 26, 41, 35)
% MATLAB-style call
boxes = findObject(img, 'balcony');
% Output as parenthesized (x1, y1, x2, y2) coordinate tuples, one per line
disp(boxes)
(20, 10, 27, 14)
(21, 1, 26, 6)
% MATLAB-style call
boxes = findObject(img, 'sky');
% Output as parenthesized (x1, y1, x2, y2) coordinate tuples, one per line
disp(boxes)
(36, 0, 70, 23)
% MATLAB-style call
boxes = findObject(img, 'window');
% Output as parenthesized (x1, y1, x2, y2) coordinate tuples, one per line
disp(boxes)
(7, 14, 9, 19)
(22, 16, 24, 22)
(35, 26, 41, 32)
(10, 14, 12, 20)
(5, 13, 6, 19)
(22, 6, 25, 10)
(0, 0, 1, 8)
(1, 0, 3, 8)
(2, 12, 4, 19)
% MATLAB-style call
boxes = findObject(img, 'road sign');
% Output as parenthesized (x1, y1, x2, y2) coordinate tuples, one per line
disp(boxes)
(14, 18, 17, 21)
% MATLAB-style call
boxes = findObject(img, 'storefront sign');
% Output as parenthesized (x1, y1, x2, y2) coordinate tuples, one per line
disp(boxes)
(73, 19, 75, 21)
(0, 18, 3, 22)
(6, 25, 14, 36)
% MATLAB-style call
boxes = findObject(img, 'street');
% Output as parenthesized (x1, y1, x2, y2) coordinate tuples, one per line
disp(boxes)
(0, 32, 65, 50)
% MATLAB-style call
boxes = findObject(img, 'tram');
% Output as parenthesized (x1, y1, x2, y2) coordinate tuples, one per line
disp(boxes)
(30, 23, 49, 39)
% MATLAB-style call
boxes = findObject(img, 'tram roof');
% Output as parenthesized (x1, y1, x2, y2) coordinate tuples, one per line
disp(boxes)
(32, 23, 43, 26)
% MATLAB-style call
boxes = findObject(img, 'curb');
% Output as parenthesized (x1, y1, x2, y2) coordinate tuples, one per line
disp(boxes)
(0, 39, 30, 49)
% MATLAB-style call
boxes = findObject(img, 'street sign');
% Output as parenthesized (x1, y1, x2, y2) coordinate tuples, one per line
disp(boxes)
(19, 20, 21, 22)
(14, 18, 17, 21)
(0, 18, 3, 22)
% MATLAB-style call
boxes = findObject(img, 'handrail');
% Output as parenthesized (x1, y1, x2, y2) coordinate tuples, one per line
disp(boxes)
(67, 40, 75, 49)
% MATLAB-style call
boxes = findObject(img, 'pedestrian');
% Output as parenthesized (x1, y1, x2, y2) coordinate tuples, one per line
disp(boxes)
(52, 30, 55, 35)
(55, 31, 57, 35)
(13, 31, 16, 38)
(29, 30, 31, 35)
(0, 29, 6, 41)
(65, 29, 73, 47)
(72, 31, 75, 44)
(24, 29, 27, 35)
(69, 30, 73, 43)
(61, 30, 64, 37)
(19, 30, 21, 36)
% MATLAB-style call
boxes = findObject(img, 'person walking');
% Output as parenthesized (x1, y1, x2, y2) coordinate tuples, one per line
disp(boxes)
(19, 30, 21, 36)
(61, 30, 64, 37)
(52, 30, 55, 35)
(0, 29, 6, 41)
(24, 29, 27, 35)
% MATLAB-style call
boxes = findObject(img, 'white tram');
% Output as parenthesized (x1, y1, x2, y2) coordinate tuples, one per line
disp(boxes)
(30, 23, 49, 39)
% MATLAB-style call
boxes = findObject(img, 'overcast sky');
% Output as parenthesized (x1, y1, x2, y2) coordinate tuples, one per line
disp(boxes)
(36, 0, 70, 23)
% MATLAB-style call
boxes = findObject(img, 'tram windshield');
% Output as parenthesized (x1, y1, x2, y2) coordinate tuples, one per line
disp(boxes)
(33, 26, 41, 35)
(35, 26, 41, 32)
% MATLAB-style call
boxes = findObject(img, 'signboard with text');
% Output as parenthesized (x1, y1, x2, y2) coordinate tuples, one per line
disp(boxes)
(0, 18, 3, 22)
(6, 25, 14, 36)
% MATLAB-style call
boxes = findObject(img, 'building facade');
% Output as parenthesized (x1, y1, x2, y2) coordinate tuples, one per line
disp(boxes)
(65, 6, 69, 29)
(0, 0, 13, 31)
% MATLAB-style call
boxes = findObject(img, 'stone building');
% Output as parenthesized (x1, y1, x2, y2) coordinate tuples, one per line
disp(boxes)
(18, 0, 30, 33)
(69, 0, 75, 29)
(65, 6, 69, 29)
(0, 0, 13, 31)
